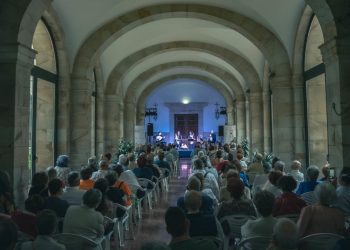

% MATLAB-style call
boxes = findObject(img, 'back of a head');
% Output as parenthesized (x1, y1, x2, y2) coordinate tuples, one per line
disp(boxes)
(187, 176, 201, 191)
(274, 161, 285, 172)
(165, 207, 187, 237)
(226, 169, 239, 179)
(255, 153, 263, 162)
(48, 178, 63, 196)
(315, 182, 336, 206)
(46, 167, 57, 181)
(227, 177, 244, 200)
(94, 178, 109, 194)
(278, 175, 297, 192)
(36, 209, 57, 236)
(83, 188, 102, 208)
(25, 194, 45, 214)
(80, 166, 93, 180)
(193, 159, 203, 170)
(272, 218, 298, 249)
(31, 171, 49, 187)
(56, 155, 69, 168)
(119, 154, 128, 166)
(307, 165, 320, 181)
(158, 150, 165, 160)
(137, 154, 147, 167)
(253, 190, 275, 217)
(141, 241, 170, 250)
(268, 170, 283, 186)
(0, 217, 17, 250)
(263, 162, 272, 174)
(99, 160, 108, 170)
(184, 190, 202, 212)
(88, 156, 97, 166)
(105, 172, 117, 186)
(67, 171, 80, 187)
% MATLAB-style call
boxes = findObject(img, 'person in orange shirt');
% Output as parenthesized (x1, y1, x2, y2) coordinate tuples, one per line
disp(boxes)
(79, 167, 95, 190)
(114, 166, 132, 206)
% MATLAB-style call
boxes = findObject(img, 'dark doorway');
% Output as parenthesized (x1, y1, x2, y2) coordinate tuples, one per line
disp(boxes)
(174, 114, 198, 139)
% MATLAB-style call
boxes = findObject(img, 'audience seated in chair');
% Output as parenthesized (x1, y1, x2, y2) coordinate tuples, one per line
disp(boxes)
(184, 190, 217, 237)
(248, 153, 264, 174)
(11, 194, 45, 238)
(79, 167, 95, 190)
(93, 178, 113, 218)
(61, 171, 86, 205)
(155, 150, 171, 176)
(267, 218, 299, 250)
(192, 173, 218, 206)
(113, 168, 133, 206)
(165, 206, 217, 250)
(263, 170, 283, 198)
(105, 172, 127, 218)
(63, 189, 104, 241)
(288, 160, 304, 185)
(216, 177, 256, 220)
(28, 171, 49, 198)
(91, 160, 109, 181)
(54, 155, 71, 186)
(47, 167, 58, 182)
(18, 209, 65, 250)
(116, 164, 146, 199)
(252, 162, 271, 196)
(0, 216, 18, 250)
(241, 190, 277, 239)
(220, 170, 251, 202)
(296, 165, 320, 195)
(335, 167, 350, 215)
(177, 176, 214, 214)
(45, 179, 69, 218)
(273, 176, 306, 216)
(133, 154, 154, 181)
(297, 182, 345, 237)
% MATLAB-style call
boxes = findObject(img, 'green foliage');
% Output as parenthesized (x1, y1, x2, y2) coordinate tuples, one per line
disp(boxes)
(262, 152, 274, 165)
(118, 140, 134, 156)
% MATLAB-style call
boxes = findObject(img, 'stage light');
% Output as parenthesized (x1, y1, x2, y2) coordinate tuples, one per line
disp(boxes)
(182, 98, 189, 104)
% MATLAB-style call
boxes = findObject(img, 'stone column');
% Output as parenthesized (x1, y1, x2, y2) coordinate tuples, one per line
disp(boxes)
(245, 98, 251, 147)
(263, 91, 272, 153)
(103, 95, 121, 153)
(236, 100, 246, 143)
(124, 101, 136, 143)
(226, 105, 235, 126)
(270, 78, 294, 163)
(250, 92, 264, 153)
(320, 38, 350, 170)
(0, 44, 35, 207)
(69, 75, 92, 167)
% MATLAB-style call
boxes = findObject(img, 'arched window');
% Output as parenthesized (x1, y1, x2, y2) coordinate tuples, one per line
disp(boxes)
(29, 19, 58, 174)
(303, 15, 327, 167)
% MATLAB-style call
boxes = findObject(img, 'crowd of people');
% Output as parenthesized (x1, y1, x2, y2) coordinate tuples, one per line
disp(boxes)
(1, 141, 350, 249)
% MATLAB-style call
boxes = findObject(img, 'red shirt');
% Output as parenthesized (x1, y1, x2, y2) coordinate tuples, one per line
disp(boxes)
(11, 211, 37, 237)
(273, 192, 306, 217)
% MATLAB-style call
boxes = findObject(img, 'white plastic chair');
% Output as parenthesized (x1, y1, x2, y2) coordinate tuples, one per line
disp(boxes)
(299, 233, 344, 250)
(236, 236, 271, 250)
(112, 203, 134, 247)
(219, 215, 256, 250)
(138, 178, 156, 210)
(53, 233, 104, 250)
(192, 236, 224, 250)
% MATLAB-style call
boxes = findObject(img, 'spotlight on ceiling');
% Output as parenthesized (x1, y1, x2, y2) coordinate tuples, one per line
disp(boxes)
(182, 98, 190, 104)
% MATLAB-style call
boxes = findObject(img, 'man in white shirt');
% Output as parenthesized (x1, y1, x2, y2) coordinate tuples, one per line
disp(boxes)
(61, 171, 86, 205)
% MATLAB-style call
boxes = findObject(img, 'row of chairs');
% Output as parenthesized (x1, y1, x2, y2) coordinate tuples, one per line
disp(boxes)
(53, 159, 177, 250)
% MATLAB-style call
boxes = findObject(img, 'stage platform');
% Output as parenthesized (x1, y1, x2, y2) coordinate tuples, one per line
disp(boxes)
(178, 150, 192, 158)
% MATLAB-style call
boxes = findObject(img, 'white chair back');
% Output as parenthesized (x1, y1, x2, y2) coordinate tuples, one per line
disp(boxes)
(237, 236, 272, 250)
(301, 191, 316, 205)
(53, 233, 103, 250)
(299, 233, 344, 250)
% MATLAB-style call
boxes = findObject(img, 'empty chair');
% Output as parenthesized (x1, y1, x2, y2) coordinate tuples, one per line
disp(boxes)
(236, 236, 272, 250)
(138, 178, 156, 210)
(299, 233, 344, 250)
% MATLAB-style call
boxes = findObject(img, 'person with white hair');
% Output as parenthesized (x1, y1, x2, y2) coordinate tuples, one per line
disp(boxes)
(118, 154, 129, 170)
(91, 160, 109, 181)
(267, 218, 299, 250)
(296, 165, 320, 195)
(297, 182, 345, 237)
(288, 160, 304, 184)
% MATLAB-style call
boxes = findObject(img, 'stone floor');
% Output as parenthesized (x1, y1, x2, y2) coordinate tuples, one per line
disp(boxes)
(124, 159, 192, 249)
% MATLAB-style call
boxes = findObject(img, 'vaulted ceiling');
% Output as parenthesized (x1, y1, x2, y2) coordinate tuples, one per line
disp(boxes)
(51, 0, 306, 104)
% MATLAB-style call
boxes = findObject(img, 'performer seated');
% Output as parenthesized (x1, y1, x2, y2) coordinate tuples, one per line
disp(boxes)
(156, 132, 164, 142)
(188, 131, 195, 141)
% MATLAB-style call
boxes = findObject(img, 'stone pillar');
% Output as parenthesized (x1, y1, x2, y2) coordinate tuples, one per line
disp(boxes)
(270, 78, 294, 163)
(124, 101, 136, 143)
(236, 100, 246, 143)
(245, 98, 251, 147)
(69, 76, 92, 167)
(250, 92, 264, 153)
(103, 95, 121, 153)
(263, 91, 272, 153)
(320, 38, 350, 170)
(226, 105, 235, 126)
(0, 44, 35, 207)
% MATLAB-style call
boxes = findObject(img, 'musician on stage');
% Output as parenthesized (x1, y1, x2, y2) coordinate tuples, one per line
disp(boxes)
(175, 131, 181, 147)
(156, 132, 164, 142)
